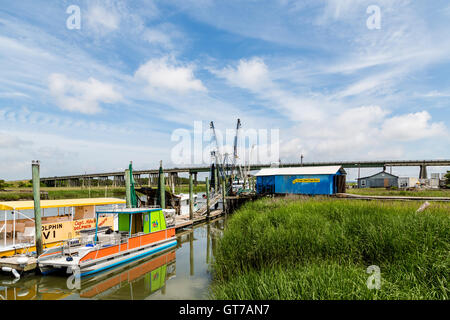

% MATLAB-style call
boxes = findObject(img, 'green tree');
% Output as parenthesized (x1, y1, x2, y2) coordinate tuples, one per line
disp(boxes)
(445, 171, 450, 187)
(0, 179, 7, 190)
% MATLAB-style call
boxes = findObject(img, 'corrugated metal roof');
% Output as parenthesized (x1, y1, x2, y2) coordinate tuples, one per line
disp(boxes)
(254, 166, 344, 176)
(357, 171, 398, 180)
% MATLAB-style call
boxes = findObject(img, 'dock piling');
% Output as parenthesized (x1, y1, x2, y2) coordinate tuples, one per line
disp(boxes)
(206, 177, 210, 219)
(32, 160, 43, 256)
(222, 180, 227, 214)
(125, 169, 131, 208)
(159, 161, 165, 209)
(189, 173, 194, 220)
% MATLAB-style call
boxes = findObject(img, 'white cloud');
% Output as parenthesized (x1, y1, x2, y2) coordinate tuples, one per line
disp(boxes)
(143, 23, 184, 49)
(86, 5, 120, 34)
(381, 111, 446, 141)
(48, 73, 122, 114)
(215, 57, 271, 91)
(134, 57, 206, 93)
(280, 106, 446, 162)
(0, 132, 32, 149)
(421, 90, 450, 98)
(214, 57, 327, 121)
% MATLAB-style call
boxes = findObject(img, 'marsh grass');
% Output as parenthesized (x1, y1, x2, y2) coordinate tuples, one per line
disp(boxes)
(0, 187, 127, 201)
(211, 197, 450, 299)
(0, 183, 207, 201)
(347, 187, 450, 197)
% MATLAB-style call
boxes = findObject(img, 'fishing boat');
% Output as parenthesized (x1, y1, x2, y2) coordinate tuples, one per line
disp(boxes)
(37, 207, 177, 277)
(177, 193, 198, 215)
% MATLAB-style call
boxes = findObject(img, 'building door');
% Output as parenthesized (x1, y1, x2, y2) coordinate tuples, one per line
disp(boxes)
(336, 175, 346, 193)
(384, 179, 389, 187)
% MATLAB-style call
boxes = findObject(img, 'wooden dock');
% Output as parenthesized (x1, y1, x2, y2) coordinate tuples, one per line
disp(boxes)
(173, 209, 224, 230)
(0, 256, 37, 272)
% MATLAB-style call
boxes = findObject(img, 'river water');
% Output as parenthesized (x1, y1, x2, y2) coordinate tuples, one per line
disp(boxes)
(0, 195, 228, 300)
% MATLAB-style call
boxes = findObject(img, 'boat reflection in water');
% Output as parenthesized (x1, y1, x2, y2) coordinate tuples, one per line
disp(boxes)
(0, 249, 176, 300)
(0, 216, 226, 300)
(79, 249, 176, 299)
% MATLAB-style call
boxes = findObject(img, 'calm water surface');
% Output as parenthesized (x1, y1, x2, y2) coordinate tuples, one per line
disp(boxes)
(0, 211, 227, 300)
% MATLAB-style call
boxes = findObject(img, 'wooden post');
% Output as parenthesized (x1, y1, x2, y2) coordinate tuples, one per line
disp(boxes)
(171, 173, 176, 194)
(206, 223, 211, 264)
(125, 169, 131, 208)
(189, 173, 194, 220)
(222, 179, 227, 214)
(32, 160, 43, 256)
(190, 231, 194, 276)
(206, 177, 210, 219)
(159, 161, 165, 209)
(214, 167, 218, 193)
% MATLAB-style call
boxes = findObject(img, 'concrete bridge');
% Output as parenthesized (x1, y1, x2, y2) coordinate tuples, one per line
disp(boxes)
(40, 159, 450, 187)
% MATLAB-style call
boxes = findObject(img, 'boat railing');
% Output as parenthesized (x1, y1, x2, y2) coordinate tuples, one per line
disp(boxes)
(1, 209, 36, 249)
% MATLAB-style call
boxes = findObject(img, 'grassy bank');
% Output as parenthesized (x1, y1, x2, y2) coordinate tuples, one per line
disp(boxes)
(347, 187, 450, 197)
(0, 187, 127, 201)
(0, 184, 207, 201)
(211, 197, 450, 299)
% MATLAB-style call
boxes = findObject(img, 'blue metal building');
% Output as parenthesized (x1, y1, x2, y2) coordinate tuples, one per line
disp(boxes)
(255, 166, 346, 195)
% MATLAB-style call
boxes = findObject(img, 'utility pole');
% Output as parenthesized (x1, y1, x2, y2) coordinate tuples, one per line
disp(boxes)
(32, 160, 43, 256)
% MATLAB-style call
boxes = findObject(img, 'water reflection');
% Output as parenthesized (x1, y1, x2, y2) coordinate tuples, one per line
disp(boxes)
(0, 216, 227, 300)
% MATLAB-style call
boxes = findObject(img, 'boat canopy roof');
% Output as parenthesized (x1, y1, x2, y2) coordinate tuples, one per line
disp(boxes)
(0, 198, 126, 211)
(96, 207, 162, 215)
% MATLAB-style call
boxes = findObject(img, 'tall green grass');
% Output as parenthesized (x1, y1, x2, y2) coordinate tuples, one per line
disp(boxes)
(0, 184, 207, 201)
(0, 187, 127, 201)
(348, 187, 450, 197)
(211, 197, 450, 299)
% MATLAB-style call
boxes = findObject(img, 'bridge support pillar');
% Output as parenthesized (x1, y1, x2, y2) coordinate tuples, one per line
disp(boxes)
(419, 165, 428, 179)
(194, 172, 198, 187)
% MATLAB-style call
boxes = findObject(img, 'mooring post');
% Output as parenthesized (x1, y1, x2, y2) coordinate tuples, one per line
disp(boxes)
(189, 173, 194, 220)
(214, 167, 218, 193)
(190, 231, 194, 276)
(32, 160, 43, 256)
(159, 161, 165, 209)
(206, 177, 210, 219)
(125, 169, 131, 208)
(206, 223, 211, 264)
(222, 179, 227, 214)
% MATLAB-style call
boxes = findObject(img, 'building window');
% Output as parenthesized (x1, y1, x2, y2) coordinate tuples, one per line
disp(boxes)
(360, 179, 366, 187)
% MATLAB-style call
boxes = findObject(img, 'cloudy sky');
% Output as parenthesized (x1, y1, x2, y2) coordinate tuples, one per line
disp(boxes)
(1, 0, 449, 181)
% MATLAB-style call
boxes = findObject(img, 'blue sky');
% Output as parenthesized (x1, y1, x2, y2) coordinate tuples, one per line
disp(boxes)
(0, 0, 449, 181)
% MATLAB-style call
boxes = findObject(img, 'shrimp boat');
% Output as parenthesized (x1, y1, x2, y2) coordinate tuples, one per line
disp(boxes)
(37, 207, 177, 277)
(177, 193, 199, 215)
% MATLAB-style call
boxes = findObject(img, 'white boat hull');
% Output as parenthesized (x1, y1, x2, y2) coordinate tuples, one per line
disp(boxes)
(38, 237, 177, 277)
